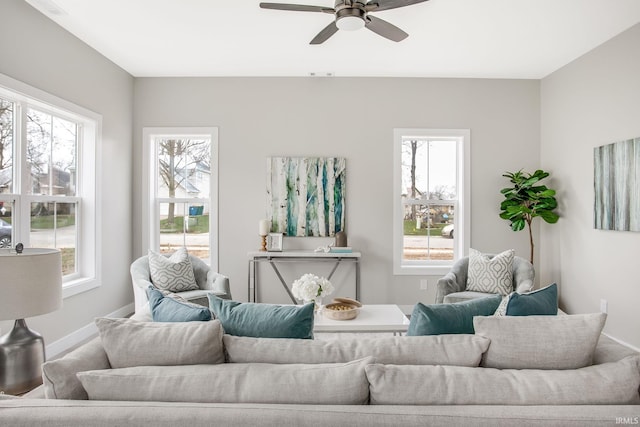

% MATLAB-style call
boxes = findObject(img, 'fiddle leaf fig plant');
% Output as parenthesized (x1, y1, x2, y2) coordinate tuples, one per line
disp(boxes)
(499, 169, 559, 264)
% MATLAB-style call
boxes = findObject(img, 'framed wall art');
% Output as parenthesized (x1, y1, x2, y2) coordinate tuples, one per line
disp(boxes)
(594, 137, 640, 231)
(266, 157, 346, 237)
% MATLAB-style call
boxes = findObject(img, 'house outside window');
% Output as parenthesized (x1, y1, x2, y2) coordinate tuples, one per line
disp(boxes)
(143, 127, 218, 269)
(0, 73, 101, 297)
(393, 129, 470, 275)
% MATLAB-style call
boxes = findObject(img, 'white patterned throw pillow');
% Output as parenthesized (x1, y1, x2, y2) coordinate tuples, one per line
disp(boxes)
(148, 247, 199, 293)
(466, 248, 514, 295)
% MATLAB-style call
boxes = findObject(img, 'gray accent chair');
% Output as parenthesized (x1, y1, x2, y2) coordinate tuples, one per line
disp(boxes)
(131, 254, 231, 312)
(435, 254, 534, 304)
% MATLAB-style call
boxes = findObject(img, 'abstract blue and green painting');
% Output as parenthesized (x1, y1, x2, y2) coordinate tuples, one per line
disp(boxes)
(267, 157, 346, 237)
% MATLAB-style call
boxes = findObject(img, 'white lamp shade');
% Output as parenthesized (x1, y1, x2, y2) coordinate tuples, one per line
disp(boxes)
(0, 248, 62, 320)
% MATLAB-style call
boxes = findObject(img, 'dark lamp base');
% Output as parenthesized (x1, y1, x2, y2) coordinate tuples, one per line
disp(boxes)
(0, 319, 45, 395)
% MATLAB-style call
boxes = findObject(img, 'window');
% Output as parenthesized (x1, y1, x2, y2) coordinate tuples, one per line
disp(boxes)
(143, 128, 218, 270)
(0, 73, 100, 297)
(393, 129, 469, 275)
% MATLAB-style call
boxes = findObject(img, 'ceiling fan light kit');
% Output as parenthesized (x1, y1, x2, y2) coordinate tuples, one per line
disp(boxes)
(259, 0, 428, 44)
(336, 10, 366, 31)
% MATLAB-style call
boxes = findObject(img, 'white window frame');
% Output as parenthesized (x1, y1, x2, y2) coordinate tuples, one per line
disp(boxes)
(142, 127, 219, 271)
(393, 128, 470, 276)
(0, 73, 102, 298)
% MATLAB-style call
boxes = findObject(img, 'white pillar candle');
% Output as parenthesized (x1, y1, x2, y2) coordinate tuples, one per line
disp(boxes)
(259, 219, 270, 236)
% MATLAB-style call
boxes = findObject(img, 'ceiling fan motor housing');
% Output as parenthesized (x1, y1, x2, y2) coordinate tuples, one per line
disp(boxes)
(335, 1, 367, 31)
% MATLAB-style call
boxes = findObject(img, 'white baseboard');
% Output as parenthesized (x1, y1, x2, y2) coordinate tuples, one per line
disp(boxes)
(46, 303, 134, 360)
(602, 332, 640, 353)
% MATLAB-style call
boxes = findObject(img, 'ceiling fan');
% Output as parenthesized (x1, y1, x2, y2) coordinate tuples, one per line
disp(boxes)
(259, 0, 429, 44)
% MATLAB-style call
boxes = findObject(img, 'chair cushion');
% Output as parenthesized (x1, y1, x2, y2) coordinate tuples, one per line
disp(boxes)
(494, 283, 558, 316)
(365, 356, 640, 405)
(148, 247, 198, 292)
(474, 313, 607, 369)
(208, 294, 315, 339)
(77, 358, 372, 405)
(95, 317, 225, 368)
(466, 248, 514, 295)
(443, 290, 496, 304)
(147, 287, 212, 322)
(407, 295, 502, 336)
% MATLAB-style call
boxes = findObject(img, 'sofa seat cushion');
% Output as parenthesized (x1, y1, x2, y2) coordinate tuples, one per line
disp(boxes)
(95, 317, 225, 368)
(208, 294, 314, 339)
(474, 313, 606, 369)
(366, 356, 640, 405)
(408, 295, 502, 336)
(224, 334, 490, 366)
(77, 358, 372, 405)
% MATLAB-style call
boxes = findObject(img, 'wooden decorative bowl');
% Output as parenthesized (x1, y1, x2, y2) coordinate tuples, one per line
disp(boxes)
(323, 297, 362, 320)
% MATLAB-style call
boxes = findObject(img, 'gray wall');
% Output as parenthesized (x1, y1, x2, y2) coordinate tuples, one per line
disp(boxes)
(133, 77, 540, 308)
(0, 1, 134, 344)
(540, 23, 640, 348)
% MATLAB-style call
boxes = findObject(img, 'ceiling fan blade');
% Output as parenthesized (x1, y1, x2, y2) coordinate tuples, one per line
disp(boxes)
(365, 0, 428, 12)
(365, 15, 408, 42)
(310, 21, 339, 44)
(259, 3, 334, 13)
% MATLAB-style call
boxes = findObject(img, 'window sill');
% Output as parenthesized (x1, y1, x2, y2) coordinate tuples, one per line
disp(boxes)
(62, 277, 101, 299)
(393, 264, 453, 276)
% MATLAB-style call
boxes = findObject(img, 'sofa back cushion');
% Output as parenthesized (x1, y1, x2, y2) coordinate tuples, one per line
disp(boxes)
(42, 337, 110, 400)
(208, 294, 314, 339)
(408, 295, 502, 336)
(366, 356, 640, 405)
(474, 313, 606, 369)
(95, 317, 225, 368)
(77, 358, 372, 405)
(224, 334, 490, 366)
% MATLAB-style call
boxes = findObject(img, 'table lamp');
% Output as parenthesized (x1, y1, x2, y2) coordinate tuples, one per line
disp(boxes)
(0, 246, 62, 395)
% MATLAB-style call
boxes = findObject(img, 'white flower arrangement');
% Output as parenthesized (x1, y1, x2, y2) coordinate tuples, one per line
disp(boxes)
(291, 273, 334, 303)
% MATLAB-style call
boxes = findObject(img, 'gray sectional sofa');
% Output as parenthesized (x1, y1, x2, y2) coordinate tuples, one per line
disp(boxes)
(1, 312, 639, 427)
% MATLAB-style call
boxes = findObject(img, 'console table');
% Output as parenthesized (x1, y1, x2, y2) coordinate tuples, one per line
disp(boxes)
(247, 250, 361, 303)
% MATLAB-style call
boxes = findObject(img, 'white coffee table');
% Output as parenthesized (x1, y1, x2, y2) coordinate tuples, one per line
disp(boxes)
(314, 304, 409, 334)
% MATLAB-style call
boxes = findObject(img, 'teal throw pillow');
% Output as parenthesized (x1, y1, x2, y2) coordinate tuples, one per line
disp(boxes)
(147, 287, 212, 322)
(504, 283, 558, 316)
(407, 295, 502, 336)
(207, 294, 315, 339)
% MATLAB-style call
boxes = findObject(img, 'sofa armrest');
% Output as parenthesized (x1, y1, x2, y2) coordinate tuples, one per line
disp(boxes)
(42, 337, 110, 400)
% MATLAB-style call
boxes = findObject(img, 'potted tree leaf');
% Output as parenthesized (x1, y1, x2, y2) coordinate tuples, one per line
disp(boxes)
(499, 169, 559, 264)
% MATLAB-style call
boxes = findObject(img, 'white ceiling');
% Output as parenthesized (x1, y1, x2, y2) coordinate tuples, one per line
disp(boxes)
(25, 0, 640, 79)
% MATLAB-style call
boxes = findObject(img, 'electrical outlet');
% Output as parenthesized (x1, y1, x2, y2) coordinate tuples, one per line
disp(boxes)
(420, 279, 428, 290)
(600, 299, 608, 314)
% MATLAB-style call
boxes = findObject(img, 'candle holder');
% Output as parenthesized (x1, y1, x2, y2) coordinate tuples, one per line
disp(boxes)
(258, 219, 271, 251)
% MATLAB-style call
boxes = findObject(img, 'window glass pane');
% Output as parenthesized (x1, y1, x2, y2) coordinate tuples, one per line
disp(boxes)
(157, 138, 211, 198)
(26, 109, 77, 196)
(30, 201, 77, 275)
(402, 202, 454, 261)
(158, 201, 210, 262)
(0, 97, 14, 193)
(0, 200, 13, 248)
